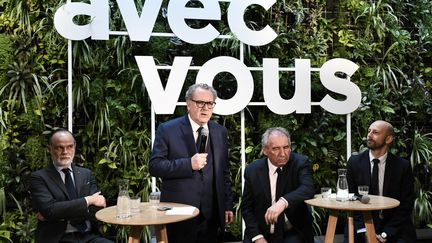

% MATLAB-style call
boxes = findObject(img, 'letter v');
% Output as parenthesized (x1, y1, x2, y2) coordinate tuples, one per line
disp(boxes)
(135, 56, 192, 114)
(117, 0, 162, 41)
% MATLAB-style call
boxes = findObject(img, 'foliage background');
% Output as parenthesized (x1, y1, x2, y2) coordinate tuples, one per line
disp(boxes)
(0, 0, 431, 242)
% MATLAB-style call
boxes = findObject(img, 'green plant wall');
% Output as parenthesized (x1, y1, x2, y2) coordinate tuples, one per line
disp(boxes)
(0, 0, 431, 241)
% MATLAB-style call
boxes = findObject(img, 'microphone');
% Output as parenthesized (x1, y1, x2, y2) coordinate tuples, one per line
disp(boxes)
(197, 128, 209, 153)
(352, 195, 370, 204)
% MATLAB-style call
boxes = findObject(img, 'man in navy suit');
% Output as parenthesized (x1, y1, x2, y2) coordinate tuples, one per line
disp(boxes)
(242, 127, 315, 243)
(149, 83, 234, 243)
(346, 120, 416, 243)
(31, 129, 113, 243)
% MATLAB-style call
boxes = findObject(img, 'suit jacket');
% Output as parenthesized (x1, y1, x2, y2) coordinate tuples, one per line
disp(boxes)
(30, 163, 102, 243)
(149, 115, 233, 227)
(241, 154, 315, 243)
(346, 150, 416, 242)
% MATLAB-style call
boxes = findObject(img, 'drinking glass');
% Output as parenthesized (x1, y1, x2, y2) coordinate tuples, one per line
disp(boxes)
(358, 185, 369, 196)
(130, 196, 141, 214)
(321, 187, 332, 199)
(149, 191, 160, 208)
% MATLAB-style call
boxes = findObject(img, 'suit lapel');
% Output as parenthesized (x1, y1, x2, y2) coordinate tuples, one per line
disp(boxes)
(72, 165, 84, 196)
(257, 158, 272, 205)
(180, 116, 197, 155)
(47, 164, 69, 198)
(279, 161, 290, 194)
(382, 153, 394, 196)
(365, 152, 372, 185)
(208, 122, 219, 169)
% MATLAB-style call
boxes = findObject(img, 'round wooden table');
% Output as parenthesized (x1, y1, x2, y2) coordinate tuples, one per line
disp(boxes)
(305, 194, 399, 243)
(96, 202, 199, 243)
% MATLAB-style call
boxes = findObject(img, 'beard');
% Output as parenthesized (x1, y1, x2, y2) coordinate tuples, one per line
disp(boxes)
(53, 157, 73, 167)
(367, 139, 386, 150)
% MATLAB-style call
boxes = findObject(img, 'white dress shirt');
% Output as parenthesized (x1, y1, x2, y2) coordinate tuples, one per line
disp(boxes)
(188, 115, 208, 143)
(53, 163, 90, 233)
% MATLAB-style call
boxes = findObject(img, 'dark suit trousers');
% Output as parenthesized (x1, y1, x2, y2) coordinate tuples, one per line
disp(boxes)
(167, 213, 220, 243)
(166, 139, 221, 243)
(266, 228, 302, 243)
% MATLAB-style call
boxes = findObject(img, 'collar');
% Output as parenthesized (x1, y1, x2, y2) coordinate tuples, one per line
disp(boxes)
(53, 162, 73, 173)
(188, 115, 208, 132)
(369, 151, 388, 164)
(267, 159, 281, 174)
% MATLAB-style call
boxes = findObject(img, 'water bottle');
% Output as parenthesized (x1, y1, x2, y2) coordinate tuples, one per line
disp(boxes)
(116, 179, 131, 219)
(336, 169, 349, 202)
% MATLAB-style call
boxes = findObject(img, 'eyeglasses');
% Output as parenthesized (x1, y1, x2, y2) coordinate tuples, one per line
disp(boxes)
(190, 99, 216, 109)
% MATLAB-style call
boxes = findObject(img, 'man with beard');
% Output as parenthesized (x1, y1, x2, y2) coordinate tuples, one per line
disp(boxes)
(346, 120, 416, 243)
(31, 129, 113, 243)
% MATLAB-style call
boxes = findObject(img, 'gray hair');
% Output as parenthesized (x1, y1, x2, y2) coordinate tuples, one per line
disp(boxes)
(185, 83, 217, 101)
(49, 128, 76, 146)
(261, 127, 291, 149)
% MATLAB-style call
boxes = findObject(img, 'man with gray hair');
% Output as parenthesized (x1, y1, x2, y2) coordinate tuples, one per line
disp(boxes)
(150, 83, 234, 243)
(30, 129, 113, 243)
(242, 127, 315, 243)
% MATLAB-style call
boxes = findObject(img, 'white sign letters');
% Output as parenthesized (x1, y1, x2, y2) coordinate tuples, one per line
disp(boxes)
(136, 56, 360, 115)
(54, 0, 362, 115)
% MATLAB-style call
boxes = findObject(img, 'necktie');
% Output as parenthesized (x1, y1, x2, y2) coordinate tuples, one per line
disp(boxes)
(61, 168, 87, 233)
(274, 167, 285, 236)
(371, 159, 380, 195)
(275, 167, 284, 199)
(62, 168, 77, 199)
(196, 126, 204, 150)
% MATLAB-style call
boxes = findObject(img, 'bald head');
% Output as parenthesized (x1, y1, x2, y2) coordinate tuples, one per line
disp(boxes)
(370, 120, 394, 138)
(48, 129, 76, 168)
(367, 120, 395, 156)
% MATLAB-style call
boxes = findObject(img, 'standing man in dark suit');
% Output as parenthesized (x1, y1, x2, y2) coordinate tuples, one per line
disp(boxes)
(149, 83, 234, 243)
(30, 129, 113, 243)
(242, 127, 315, 243)
(346, 120, 416, 243)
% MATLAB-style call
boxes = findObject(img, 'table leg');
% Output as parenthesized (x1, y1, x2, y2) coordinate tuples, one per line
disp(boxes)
(363, 211, 377, 243)
(128, 226, 143, 243)
(348, 211, 354, 243)
(325, 210, 338, 243)
(155, 224, 168, 243)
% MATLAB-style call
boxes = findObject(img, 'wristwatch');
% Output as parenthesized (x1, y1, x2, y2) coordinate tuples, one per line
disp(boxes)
(380, 232, 387, 239)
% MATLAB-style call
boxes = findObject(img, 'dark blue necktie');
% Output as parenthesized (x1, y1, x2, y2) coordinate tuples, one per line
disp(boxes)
(62, 168, 87, 233)
(62, 168, 78, 199)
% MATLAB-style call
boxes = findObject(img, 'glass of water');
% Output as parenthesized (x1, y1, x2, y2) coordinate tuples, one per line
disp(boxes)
(358, 185, 369, 196)
(130, 195, 141, 214)
(149, 191, 160, 208)
(321, 187, 332, 199)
